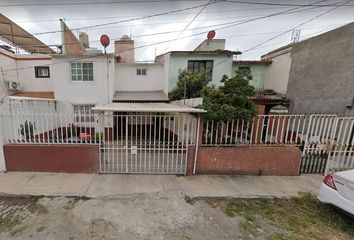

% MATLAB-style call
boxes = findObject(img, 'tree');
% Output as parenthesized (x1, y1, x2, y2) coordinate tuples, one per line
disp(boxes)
(202, 69, 258, 122)
(169, 69, 258, 122)
(169, 70, 210, 101)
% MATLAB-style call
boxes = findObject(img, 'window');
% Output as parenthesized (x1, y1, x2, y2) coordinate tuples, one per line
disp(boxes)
(239, 66, 251, 73)
(136, 68, 147, 76)
(71, 62, 93, 81)
(34, 66, 50, 78)
(187, 60, 213, 78)
(73, 104, 95, 122)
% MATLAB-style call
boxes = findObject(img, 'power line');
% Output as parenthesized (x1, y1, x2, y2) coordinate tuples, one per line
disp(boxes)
(11, 2, 333, 50)
(162, 0, 216, 53)
(13, 7, 309, 23)
(242, 0, 351, 53)
(32, 3, 210, 36)
(1, 0, 345, 72)
(0, 0, 206, 7)
(2, 0, 354, 7)
(225, 0, 354, 7)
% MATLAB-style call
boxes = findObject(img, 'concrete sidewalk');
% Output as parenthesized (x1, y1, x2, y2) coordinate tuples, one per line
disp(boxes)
(0, 172, 324, 199)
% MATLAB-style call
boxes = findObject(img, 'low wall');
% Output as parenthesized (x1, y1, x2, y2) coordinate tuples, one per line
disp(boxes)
(3, 144, 99, 173)
(188, 146, 301, 176)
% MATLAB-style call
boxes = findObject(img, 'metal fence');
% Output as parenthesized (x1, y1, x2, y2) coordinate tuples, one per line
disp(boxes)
(99, 113, 197, 174)
(203, 114, 354, 174)
(0, 112, 99, 144)
(203, 115, 306, 146)
(326, 117, 354, 173)
(1, 112, 353, 175)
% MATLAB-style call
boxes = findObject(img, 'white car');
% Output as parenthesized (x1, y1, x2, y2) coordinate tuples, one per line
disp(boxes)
(318, 169, 354, 217)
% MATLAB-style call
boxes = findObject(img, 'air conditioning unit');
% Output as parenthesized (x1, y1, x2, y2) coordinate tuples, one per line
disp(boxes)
(8, 81, 21, 91)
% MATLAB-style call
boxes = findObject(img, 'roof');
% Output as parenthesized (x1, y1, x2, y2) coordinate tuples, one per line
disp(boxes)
(92, 102, 206, 113)
(233, 60, 272, 65)
(113, 91, 169, 102)
(261, 43, 293, 59)
(10, 91, 55, 99)
(156, 50, 241, 58)
(0, 14, 55, 54)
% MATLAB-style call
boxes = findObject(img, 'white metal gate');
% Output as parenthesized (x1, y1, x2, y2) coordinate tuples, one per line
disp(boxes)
(325, 117, 354, 173)
(301, 114, 337, 173)
(99, 113, 196, 174)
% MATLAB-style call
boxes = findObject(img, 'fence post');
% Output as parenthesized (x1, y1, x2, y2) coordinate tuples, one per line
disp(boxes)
(192, 116, 203, 175)
(0, 111, 6, 172)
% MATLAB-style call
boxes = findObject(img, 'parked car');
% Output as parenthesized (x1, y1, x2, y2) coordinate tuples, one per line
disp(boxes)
(318, 169, 354, 217)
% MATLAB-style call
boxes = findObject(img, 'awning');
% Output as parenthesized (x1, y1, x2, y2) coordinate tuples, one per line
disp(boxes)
(113, 90, 169, 102)
(0, 14, 55, 54)
(92, 102, 206, 113)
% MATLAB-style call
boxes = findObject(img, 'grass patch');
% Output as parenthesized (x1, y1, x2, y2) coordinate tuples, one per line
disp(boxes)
(64, 196, 90, 210)
(219, 193, 354, 240)
(36, 226, 45, 233)
(9, 225, 27, 237)
(184, 196, 195, 205)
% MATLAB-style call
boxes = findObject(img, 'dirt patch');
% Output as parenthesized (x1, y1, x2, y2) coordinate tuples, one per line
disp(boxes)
(0, 192, 352, 240)
(0, 196, 47, 237)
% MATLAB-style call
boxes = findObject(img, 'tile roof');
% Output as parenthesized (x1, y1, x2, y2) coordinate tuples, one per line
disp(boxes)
(93, 102, 206, 113)
(169, 50, 241, 55)
(233, 60, 272, 65)
(10, 91, 55, 99)
(113, 91, 169, 102)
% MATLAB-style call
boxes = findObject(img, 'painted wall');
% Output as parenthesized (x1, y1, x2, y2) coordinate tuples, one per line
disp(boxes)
(287, 22, 354, 114)
(0, 49, 52, 92)
(263, 52, 292, 94)
(115, 63, 166, 93)
(232, 64, 268, 90)
(3, 144, 99, 173)
(0, 98, 10, 172)
(189, 146, 301, 175)
(51, 55, 115, 112)
(166, 54, 233, 91)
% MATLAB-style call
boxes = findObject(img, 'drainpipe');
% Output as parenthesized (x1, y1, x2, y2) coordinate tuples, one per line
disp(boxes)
(193, 116, 201, 174)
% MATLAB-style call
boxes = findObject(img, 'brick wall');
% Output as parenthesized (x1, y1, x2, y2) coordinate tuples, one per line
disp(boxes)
(187, 145, 301, 176)
(3, 144, 99, 173)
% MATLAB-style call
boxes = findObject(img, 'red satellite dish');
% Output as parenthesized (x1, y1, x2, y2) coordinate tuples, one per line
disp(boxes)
(100, 34, 110, 48)
(207, 30, 216, 40)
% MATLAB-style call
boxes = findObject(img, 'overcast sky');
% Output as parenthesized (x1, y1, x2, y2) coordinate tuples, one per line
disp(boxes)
(1, 0, 354, 60)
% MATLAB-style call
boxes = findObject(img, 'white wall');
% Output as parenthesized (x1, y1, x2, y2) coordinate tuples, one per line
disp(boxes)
(16, 58, 52, 91)
(0, 49, 53, 92)
(115, 63, 165, 93)
(166, 54, 233, 91)
(0, 98, 9, 171)
(263, 52, 292, 94)
(0, 50, 17, 87)
(51, 55, 115, 112)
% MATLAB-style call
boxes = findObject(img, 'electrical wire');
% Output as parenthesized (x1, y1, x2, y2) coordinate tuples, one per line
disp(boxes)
(0, 0, 345, 72)
(32, 3, 211, 36)
(242, 0, 352, 53)
(162, 0, 217, 53)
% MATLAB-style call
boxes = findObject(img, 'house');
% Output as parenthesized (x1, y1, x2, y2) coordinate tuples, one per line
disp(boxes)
(232, 60, 271, 90)
(261, 43, 293, 95)
(261, 22, 354, 115)
(155, 38, 241, 91)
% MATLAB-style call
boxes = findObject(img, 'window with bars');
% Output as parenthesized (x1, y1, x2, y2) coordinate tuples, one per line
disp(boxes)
(71, 62, 94, 81)
(73, 104, 95, 122)
(187, 60, 213, 78)
(136, 68, 147, 76)
(34, 66, 50, 78)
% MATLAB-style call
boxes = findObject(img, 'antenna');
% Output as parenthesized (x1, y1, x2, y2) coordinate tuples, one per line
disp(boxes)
(291, 29, 301, 43)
